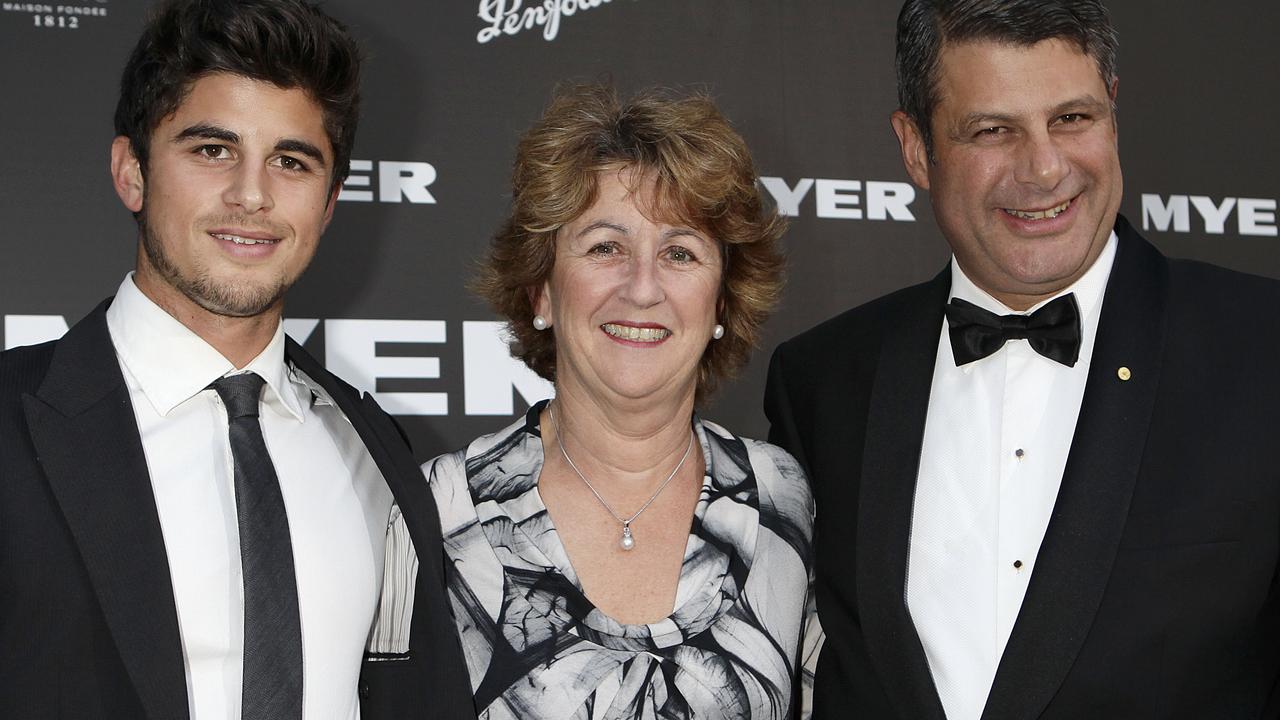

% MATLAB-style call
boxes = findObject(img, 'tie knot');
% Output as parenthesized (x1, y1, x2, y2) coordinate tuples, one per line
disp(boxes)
(210, 373, 266, 420)
(998, 313, 1033, 337)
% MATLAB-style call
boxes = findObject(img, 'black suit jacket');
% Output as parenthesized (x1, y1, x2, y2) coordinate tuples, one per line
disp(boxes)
(765, 217, 1280, 719)
(0, 301, 474, 719)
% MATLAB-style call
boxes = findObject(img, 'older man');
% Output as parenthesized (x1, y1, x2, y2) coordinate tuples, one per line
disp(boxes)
(766, 1, 1280, 718)
(0, 1, 471, 718)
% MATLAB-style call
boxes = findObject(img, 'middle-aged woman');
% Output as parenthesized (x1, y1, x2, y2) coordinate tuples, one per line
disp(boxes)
(427, 83, 817, 719)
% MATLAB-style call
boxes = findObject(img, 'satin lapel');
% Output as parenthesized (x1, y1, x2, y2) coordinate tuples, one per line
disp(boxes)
(982, 222, 1169, 720)
(23, 302, 189, 720)
(856, 270, 951, 720)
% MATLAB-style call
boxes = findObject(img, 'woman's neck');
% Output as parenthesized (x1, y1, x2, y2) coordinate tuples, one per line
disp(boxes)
(545, 382, 697, 483)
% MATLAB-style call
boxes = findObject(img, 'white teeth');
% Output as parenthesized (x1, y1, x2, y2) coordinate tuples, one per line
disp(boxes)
(213, 233, 274, 245)
(1006, 199, 1071, 220)
(602, 323, 671, 342)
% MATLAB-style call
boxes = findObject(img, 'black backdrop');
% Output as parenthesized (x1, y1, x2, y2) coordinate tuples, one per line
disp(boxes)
(2, 1, 1277, 459)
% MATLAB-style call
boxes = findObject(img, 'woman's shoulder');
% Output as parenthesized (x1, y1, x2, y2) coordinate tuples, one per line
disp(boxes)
(421, 409, 539, 529)
(699, 417, 807, 482)
(698, 418, 813, 518)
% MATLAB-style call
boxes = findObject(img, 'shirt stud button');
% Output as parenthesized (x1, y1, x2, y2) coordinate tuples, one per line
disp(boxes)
(1013, 560, 1024, 570)
(1015, 448, 1025, 459)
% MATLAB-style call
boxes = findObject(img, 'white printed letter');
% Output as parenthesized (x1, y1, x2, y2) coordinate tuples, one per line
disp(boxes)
(759, 177, 814, 217)
(865, 181, 916, 221)
(1237, 198, 1278, 237)
(338, 159, 373, 202)
(3, 315, 68, 350)
(815, 179, 863, 219)
(1189, 196, 1237, 235)
(379, 162, 437, 204)
(324, 319, 447, 415)
(1141, 194, 1190, 233)
(463, 321, 554, 415)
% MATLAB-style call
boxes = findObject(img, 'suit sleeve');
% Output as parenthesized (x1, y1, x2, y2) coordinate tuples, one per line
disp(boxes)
(764, 341, 810, 474)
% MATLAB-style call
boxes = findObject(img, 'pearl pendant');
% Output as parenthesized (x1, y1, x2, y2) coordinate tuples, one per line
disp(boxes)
(620, 524, 635, 551)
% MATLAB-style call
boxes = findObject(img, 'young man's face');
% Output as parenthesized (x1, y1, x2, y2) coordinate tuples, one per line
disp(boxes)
(112, 72, 337, 320)
(893, 38, 1123, 309)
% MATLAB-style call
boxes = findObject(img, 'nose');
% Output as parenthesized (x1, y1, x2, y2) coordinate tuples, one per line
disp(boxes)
(1014, 131, 1069, 192)
(620, 256, 665, 308)
(223, 163, 274, 213)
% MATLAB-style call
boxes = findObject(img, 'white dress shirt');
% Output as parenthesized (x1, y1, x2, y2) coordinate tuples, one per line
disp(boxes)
(906, 234, 1117, 720)
(105, 275, 393, 720)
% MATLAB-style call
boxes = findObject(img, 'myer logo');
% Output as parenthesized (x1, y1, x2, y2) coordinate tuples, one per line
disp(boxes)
(1141, 194, 1277, 237)
(476, 0, 624, 44)
(760, 176, 918, 221)
(338, 160, 436, 204)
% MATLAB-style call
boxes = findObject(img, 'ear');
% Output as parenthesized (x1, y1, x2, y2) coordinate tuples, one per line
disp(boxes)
(890, 110, 931, 191)
(529, 282, 553, 327)
(110, 136, 145, 213)
(321, 182, 341, 231)
(1108, 76, 1120, 136)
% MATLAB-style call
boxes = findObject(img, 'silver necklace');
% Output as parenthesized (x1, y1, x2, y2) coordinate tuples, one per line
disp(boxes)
(548, 404, 695, 551)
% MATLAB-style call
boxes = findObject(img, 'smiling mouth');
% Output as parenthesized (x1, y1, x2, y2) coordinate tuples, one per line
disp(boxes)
(602, 323, 671, 342)
(211, 232, 279, 245)
(1003, 198, 1072, 221)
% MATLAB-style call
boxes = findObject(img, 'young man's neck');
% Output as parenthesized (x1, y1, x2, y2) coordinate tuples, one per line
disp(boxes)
(133, 272, 282, 369)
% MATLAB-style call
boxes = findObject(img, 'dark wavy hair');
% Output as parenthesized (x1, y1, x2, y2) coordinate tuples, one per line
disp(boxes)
(474, 83, 787, 403)
(897, 0, 1119, 156)
(113, 0, 362, 194)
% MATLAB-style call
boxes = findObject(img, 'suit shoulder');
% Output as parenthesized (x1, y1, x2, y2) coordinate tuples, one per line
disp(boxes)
(1167, 257, 1280, 305)
(776, 278, 938, 359)
(0, 340, 57, 400)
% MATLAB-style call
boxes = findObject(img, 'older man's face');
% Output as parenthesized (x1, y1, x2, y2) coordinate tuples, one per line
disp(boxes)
(893, 38, 1123, 309)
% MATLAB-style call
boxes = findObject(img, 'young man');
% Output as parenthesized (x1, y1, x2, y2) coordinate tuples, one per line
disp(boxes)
(0, 1, 471, 717)
(766, 1, 1280, 718)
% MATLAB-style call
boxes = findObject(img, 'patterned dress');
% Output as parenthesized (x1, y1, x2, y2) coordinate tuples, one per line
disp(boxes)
(427, 401, 817, 719)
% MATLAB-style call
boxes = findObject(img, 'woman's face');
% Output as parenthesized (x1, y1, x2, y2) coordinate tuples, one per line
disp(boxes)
(536, 167, 723, 408)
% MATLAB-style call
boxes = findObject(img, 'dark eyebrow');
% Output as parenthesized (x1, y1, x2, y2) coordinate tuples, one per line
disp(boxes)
(275, 138, 327, 167)
(171, 124, 327, 167)
(1051, 96, 1111, 116)
(956, 112, 1018, 132)
(172, 123, 239, 144)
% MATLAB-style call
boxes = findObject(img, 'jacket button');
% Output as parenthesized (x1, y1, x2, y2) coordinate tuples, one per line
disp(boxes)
(359, 681, 370, 699)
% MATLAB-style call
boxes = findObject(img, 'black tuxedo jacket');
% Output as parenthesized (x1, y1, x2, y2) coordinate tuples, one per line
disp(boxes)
(765, 217, 1280, 719)
(0, 301, 474, 719)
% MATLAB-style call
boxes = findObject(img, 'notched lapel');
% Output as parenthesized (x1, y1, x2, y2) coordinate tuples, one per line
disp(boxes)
(856, 270, 951, 720)
(25, 305, 189, 720)
(983, 224, 1170, 720)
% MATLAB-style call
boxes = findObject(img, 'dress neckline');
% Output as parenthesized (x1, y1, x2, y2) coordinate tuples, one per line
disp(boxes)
(467, 399, 760, 651)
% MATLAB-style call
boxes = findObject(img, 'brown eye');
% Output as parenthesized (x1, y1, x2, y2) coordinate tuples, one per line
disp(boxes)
(277, 155, 309, 172)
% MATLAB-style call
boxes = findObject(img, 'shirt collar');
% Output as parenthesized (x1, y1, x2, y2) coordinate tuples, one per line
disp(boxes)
(949, 230, 1118, 325)
(105, 273, 308, 421)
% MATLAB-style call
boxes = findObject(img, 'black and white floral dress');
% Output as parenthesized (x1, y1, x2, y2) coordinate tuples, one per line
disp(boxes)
(426, 400, 818, 719)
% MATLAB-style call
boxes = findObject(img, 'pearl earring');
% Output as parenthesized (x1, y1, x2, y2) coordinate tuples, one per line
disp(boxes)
(712, 324, 725, 340)
(532, 315, 549, 331)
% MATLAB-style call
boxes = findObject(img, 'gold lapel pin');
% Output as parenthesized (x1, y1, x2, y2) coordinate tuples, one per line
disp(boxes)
(1117, 366, 1132, 381)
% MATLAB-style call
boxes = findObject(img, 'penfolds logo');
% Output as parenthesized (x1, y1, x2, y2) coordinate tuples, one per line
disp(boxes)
(476, 0, 627, 44)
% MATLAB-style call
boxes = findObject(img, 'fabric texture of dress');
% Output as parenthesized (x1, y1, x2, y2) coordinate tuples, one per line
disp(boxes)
(427, 400, 817, 719)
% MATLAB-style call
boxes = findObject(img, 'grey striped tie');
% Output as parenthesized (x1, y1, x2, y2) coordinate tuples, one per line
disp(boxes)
(210, 373, 303, 720)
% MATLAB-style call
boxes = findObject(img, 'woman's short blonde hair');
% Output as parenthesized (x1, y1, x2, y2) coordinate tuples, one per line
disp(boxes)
(474, 83, 786, 402)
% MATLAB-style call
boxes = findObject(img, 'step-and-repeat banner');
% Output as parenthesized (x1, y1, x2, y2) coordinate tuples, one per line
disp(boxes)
(2, 1, 1277, 458)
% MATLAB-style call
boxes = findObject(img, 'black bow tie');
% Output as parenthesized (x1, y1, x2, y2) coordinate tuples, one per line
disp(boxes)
(944, 293, 1082, 367)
